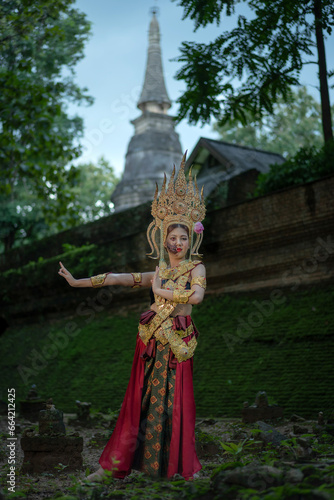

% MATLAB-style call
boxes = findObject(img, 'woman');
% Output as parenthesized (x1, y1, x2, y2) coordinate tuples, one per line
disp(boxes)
(58, 153, 206, 481)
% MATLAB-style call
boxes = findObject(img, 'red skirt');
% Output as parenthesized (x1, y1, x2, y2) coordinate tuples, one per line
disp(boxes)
(99, 310, 202, 480)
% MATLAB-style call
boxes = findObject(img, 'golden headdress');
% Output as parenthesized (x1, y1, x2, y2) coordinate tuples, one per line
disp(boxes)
(146, 151, 206, 267)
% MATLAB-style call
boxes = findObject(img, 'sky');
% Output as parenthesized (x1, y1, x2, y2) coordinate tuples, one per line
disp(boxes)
(71, 0, 334, 176)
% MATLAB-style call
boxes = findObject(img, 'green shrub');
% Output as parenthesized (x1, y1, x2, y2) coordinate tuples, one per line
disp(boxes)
(254, 140, 334, 197)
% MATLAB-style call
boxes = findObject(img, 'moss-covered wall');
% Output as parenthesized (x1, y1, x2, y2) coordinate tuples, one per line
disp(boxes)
(1, 176, 333, 419)
(1, 287, 333, 419)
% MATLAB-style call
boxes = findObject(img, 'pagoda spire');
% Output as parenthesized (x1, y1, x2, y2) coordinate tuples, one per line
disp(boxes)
(111, 9, 182, 212)
(137, 10, 171, 113)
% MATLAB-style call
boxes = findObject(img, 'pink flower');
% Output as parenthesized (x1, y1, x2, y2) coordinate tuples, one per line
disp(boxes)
(194, 222, 204, 234)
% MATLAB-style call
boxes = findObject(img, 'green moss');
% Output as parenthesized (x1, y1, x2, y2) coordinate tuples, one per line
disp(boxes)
(1, 287, 333, 417)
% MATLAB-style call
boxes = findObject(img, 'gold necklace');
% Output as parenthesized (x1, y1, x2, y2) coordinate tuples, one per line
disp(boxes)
(167, 259, 188, 270)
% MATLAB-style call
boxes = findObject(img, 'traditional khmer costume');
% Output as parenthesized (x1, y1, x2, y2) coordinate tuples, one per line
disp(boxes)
(98, 152, 206, 480)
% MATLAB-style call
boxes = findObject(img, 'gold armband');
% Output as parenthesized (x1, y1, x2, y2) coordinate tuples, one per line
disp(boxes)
(90, 273, 107, 288)
(172, 289, 195, 304)
(190, 276, 207, 290)
(131, 272, 142, 288)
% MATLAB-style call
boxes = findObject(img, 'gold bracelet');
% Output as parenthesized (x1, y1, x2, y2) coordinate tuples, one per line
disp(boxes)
(90, 273, 107, 288)
(172, 289, 195, 304)
(190, 276, 207, 290)
(131, 272, 142, 288)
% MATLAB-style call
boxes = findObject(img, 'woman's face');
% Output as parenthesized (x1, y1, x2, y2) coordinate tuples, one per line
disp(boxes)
(165, 227, 189, 258)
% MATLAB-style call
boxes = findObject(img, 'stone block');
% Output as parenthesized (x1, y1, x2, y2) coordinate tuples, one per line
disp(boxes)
(21, 435, 83, 473)
(242, 405, 284, 423)
(20, 400, 45, 422)
(256, 421, 287, 447)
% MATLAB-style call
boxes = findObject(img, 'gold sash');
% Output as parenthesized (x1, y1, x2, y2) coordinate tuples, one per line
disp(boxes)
(138, 260, 201, 363)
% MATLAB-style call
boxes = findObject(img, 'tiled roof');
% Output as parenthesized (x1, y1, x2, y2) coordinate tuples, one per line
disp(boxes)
(186, 137, 285, 195)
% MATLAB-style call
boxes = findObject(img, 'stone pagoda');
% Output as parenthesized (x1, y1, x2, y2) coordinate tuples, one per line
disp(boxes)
(111, 10, 182, 212)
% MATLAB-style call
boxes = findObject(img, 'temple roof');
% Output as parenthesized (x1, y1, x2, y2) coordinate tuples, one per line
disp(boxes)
(186, 137, 286, 196)
(137, 12, 171, 112)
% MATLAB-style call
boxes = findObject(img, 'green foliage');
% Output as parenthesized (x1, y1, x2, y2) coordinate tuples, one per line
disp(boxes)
(213, 87, 328, 158)
(253, 140, 334, 196)
(0, 243, 97, 297)
(0, 0, 93, 249)
(0, 157, 118, 253)
(195, 429, 219, 444)
(0, 180, 50, 252)
(68, 156, 119, 224)
(220, 438, 259, 458)
(173, 0, 334, 141)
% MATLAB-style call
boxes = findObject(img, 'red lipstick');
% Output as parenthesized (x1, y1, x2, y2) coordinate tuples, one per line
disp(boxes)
(177, 248, 182, 252)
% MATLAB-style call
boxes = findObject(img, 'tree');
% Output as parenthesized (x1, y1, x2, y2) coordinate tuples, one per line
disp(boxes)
(174, 0, 334, 142)
(0, 157, 119, 253)
(0, 0, 93, 233)
(0, 180, 49, 252)
(68, 157, 119, 223)
(213, 87, 328, 157)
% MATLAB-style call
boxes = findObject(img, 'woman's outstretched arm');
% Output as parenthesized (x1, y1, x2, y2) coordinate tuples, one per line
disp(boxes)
(58, 261, 154, 288)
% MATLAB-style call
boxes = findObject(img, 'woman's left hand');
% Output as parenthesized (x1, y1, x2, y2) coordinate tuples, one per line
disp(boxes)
(151, 266, 161, 294)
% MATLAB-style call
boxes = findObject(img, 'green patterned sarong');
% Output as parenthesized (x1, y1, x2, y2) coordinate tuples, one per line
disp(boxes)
(134, 341, 176, 478)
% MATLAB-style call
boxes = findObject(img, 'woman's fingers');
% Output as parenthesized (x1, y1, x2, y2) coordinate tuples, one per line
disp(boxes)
(58, 261, 69, 278)
(59, 262, 68, 273)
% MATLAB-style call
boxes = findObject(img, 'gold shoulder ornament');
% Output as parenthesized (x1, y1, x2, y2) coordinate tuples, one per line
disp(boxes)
(190, 276, 207, 290)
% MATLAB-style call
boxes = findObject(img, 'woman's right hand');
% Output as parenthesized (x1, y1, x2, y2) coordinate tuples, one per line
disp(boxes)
(58, 261, 77, 287)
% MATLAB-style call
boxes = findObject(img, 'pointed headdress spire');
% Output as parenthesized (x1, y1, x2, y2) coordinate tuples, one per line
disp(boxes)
(147, 152, 206, 265)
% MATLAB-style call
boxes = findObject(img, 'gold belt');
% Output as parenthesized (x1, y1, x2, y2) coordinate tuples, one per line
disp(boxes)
(138, 313, 198, 363)
(154, 323, 194, 345)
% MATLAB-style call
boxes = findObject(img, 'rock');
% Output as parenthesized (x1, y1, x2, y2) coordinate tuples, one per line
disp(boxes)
(200, 418, 217, 425)
(21, 435, 83, 473)
(295, 444, 314, 459)
(285, 468, 304, 483)
(39, 405, 66, 436)
(255, 391, 269, 407)
(290, 414, 306, 422)
(257, 421, 287, 447)
(293, 424, 309, 434)
(196, 418, 217, 427)
(22, 427, 36, 438)
(223, 464, 283, 490)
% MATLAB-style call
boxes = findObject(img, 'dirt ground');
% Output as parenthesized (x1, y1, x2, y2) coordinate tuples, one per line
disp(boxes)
(0, 412, 325, 499)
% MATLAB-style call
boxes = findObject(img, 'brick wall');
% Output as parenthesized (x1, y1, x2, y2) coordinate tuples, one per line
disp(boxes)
(1, 175, 333, 322)
(204, 174, 334, 293)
